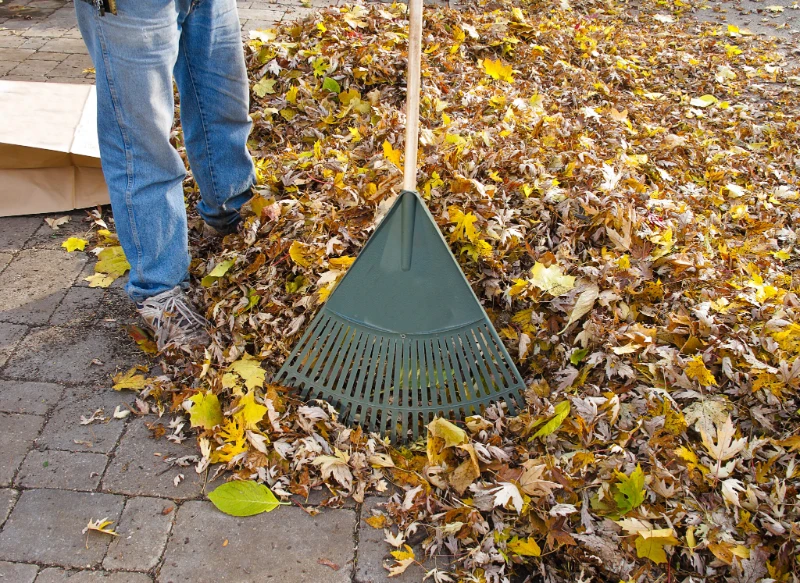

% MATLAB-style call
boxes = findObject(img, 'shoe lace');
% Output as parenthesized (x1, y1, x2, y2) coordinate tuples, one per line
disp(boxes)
(141, 290, 209, 349)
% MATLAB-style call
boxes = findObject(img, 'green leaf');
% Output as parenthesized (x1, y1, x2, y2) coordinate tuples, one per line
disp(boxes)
(208, 481, 283, 516)
(208, 259, 235, 278)
(322, 77, 341, 93)
(530, 401, 570, 440)
(253, 77, 277, 97)
(187, 392, 223, 430)
(201, 259, 235, 287)
(613, 464, 646, 515)
(570, 348, 589, 365)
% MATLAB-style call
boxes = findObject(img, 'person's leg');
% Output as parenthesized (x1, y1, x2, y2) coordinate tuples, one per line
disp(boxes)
(173, 0, 256, 234)
(75, 0, 190, 303)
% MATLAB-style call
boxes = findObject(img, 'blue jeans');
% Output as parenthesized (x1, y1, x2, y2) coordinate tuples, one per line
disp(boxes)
(75, 0, 256, 302)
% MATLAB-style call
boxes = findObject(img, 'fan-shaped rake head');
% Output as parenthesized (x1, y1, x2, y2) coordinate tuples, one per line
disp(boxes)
(274, 309, 526, 442)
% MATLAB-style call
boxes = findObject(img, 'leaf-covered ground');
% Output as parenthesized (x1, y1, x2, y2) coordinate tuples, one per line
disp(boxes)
(123, 0, 800, 580)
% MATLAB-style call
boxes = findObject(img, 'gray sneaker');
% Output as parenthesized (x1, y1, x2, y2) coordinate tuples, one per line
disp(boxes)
(136, 286, 210, 351)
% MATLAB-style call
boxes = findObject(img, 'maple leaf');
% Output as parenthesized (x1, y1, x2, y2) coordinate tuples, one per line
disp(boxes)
(235, 391, 267, 430)
(483, 58, 514, 82)
(635, 528, 679, 564)
(112, 367, 148, 391)
(312, 449, 353, 490)
(84, 273, 116, 288)
(528, 262, 575, 296)
(95, 246, 130, 277)
(382, 140, 402, 169)
(507, 536, 541, 557)
(518, 461, 560, 497)
(700, 416, 747, 462)
(613, 464, 646, 516)
(186, 392, 223, 430)
(448, 206, 479, 243)
(289, 241, 312, 268)
(61, 237, 87, 252)
(490, 482, 524, 514)
(228, 354, 265, 390)
(45, 216, 70, 230)
(685, 355, 718, 387)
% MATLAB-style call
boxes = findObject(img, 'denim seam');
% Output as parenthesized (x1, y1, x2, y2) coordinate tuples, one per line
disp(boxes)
(93, 9, 144, 284)
(179, 34, 220, 209)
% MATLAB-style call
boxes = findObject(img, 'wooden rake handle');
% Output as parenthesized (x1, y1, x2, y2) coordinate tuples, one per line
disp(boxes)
(402, 0, 424, 191)
(400, 0, 424, 271)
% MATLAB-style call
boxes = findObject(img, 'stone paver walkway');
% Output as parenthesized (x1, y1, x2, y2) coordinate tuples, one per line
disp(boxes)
(0, 210, 420, 582)
(0, 0, 797, 582)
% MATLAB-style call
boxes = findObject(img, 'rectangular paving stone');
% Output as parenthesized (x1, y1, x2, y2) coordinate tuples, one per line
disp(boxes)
(19, 35, 49, 49)
(237, 7, 285, 19)
(0, 216, 41, 251)
(158, 501, 355, 583)
(0, 413, 44, 487)
(36, 568, 152, 583)
(0, 489, 17, 527)
(102, 419, 214, 501)
(38, 37, 86, 53)
(0, 61, 18, 75)
(356, 496, 447, 583)
(16, 449, 108, 491)
(23, 212, 93, 250)
(8, 57, 60, 76)
(0, 322, 27, 367)
(28, 50, 69, 60)
(0, 489, 125, 568)
(0, 380, 63, 415)
(0, 47, 35, 61)
(3, 325, 142, 385)
(0, 561, 37, 583)
(50, 287, 105, 327)
(48, 52, 92, 77)
(104, 497, 175, 572)
(0, 249, 86, 325)
(36, 385, 131, 454)
(0, 36, 26, 48)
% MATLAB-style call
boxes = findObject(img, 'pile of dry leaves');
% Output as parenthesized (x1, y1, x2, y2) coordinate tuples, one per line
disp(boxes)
(117, 0, 800, 580)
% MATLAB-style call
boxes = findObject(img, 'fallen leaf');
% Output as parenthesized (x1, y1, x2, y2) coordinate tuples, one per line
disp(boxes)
(208, 480, 284, 516)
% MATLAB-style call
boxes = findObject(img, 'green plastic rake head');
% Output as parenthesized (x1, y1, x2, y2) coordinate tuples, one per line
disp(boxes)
(273, 0, 526, 442)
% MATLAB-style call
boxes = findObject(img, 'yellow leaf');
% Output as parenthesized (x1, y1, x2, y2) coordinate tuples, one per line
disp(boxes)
(690, 94, 718, 108)
(685, 355, 717, 386)
(329, 256, 355, 269)
(635, 528, 679, 564)
(365, 514, 387, 529)
(483, 58, 514, 82)
(112, 367, 148, 391)
(95, 246, 131, 277)
(229, 354, 266, 390)
(507, 536, 541, 557)
(83, 518, 119, 537)
(289, 241, 312, 268)
(84, 273, 116, 288)
(62, 237, 88, 252)
(528, 262, 575, 296)
(427, 417, 468, 465)
(382, 140, 402, 168)
(236, 391, 267, 430)
(187, 392, 223, 430)
(286, 85, 298, 104)
(390, 544, 415, 562)
(448, 206, 479, 243)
